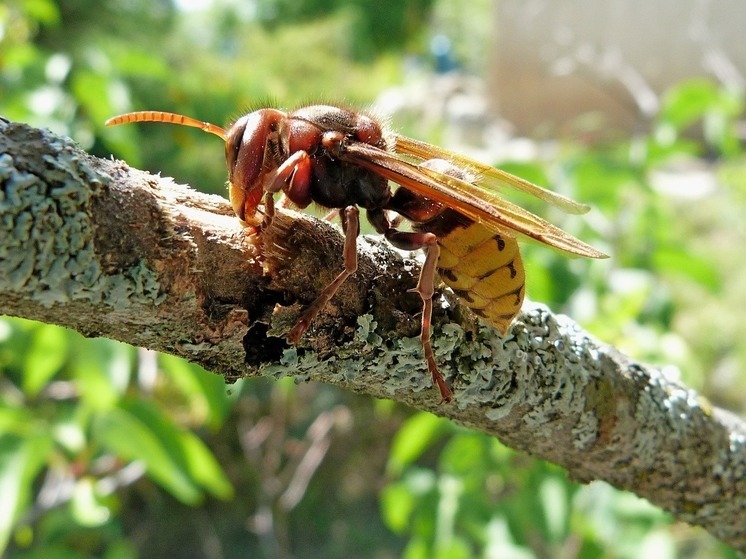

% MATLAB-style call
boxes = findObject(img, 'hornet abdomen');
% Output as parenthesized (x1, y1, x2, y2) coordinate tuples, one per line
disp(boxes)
(436, 220, 525, 334)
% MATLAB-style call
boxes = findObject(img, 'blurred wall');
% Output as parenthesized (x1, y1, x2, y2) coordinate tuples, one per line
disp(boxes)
(491, 0, 746, 134)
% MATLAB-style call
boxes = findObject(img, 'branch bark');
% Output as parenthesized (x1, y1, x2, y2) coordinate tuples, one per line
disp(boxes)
(2, 118, 745, 553)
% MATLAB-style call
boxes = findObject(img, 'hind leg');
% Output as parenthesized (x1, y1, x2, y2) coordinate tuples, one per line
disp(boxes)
(383, 228, 452, 403)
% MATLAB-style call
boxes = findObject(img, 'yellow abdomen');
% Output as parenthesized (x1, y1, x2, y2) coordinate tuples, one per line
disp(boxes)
(436, 222, 525, 334)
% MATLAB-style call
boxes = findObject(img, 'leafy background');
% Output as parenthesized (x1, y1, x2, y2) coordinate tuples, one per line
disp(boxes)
(1, 0, 745, 557)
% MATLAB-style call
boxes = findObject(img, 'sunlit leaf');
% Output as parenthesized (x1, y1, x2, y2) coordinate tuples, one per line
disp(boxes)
(105, 46, 171, 79)
(567, 151, 644, 211)
(660, 79, 724, 132)
(0, 433, 53, 553)
(20, 0, 61, 25)
(402, 535, 429, 559)
(22, 324, 68, 397)
(387, 412, 450, 475)
(539, 477, 568, 542)
(71, 477, 111, 527)
(0, 404, 36, 436)
(653, 246, 721, 291)
(483, 516, 536, 559)
(71, 70, 109, 122)
(638, 530, 676, 559)
(434, 537, 471, 559)
(119, 398, 231, 499)
(493, 161, 551, 211)
(72, 339, 133, 410)
(380, 482, 416, 533)
(439, 433, 485, 476)
(657, 79, 744, 157)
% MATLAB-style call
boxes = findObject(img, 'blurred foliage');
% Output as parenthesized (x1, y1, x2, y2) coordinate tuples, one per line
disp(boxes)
(380, 413, 699, 559)
(0, 320, 234, 545)
(253, 0, 436, 60)
(0, 317, 415, 558)
(2, 0, 746, 558)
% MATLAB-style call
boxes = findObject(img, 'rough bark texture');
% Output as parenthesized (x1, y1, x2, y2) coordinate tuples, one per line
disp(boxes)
(1, 118, 745, 553)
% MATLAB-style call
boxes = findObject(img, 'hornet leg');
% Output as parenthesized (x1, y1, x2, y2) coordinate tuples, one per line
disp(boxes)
(383, 228, 452, 403)
(287, 206, 360, 344)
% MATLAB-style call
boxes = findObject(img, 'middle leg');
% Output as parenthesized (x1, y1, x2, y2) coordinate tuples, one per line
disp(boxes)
(287, 205, 361, 345)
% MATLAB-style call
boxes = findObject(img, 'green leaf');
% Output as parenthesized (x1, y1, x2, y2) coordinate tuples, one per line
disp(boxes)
(496, 161, 549, 187)
(109, 46, 171, 79)
(92, 405, 202, 505)
(23, 324, 68, 397)
(653, 246, 721, 291)
(0, 433, 53, 553)
(539, 477, 568, 542)
(71, 339, 133, 410)
(93, 398, 232, 502)
(380, 482, 416, 533)
(402, 536, 429, 559)
(491, 161, 551, 211)
(0, 403, 36, 436)
(7, 545, 88, 559)
(20, 0, 61, 25)
(569, 152, 643, 210)
(434, 537, 471, 559)
(387, 413, 450, 475)
(158, 354, 233, 429)
(71, 69, 113, 128)
(70, 477, 111, 527)
(657, 79, 744, 156)
(659, 79, 722, 132)
(102, 539, 139, 559)
(439, 433, 486, 476)
(179, 430, 234, 500)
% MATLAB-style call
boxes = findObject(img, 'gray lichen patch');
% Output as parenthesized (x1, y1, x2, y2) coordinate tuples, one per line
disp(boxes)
(252, 293, 607, 418)
(438, 301, 618, 461)
(0, 121, 164, 309)
(255, 312, 462, 401)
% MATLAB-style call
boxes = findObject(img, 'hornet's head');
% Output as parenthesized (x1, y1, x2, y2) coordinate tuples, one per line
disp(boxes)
(106, 108, 285, 224)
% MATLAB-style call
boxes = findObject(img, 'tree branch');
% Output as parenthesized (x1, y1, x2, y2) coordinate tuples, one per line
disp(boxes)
(1, 118, 745, 553)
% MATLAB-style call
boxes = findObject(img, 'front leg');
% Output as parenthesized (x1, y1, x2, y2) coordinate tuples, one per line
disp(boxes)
(261, 150, 314, 228)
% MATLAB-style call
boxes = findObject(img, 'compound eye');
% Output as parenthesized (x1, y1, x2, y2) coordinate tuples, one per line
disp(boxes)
(223, 109, 286, 221)
(225, 116, 248, 180)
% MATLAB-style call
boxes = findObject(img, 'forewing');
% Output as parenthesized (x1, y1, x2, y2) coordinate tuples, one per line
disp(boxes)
(341, 142, 607, 259)
(394, 135, 590, 215)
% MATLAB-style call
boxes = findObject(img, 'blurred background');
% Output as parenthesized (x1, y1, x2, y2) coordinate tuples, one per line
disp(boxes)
(1, 0, 745, 557)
